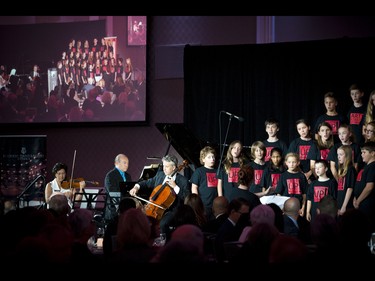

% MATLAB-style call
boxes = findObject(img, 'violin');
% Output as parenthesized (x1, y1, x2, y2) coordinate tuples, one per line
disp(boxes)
(61, 177, 99, 189)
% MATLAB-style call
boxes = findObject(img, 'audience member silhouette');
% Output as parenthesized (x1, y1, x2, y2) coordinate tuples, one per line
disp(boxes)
(282, 197, 311, 244)
(103, 196, 137, 256)
(151, 224, 206, 263)
(215, 198, 250, 262)
(202, 196, 229, 234)
(108, 208, 157, 263)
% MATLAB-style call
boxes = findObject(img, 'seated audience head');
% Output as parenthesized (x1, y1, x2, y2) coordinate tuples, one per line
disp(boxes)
(118, 197, 137, 214)
(316, 195, 338, 219)
(48, 193, 70, 216)
(212, 196, 229, 217)
(68, 209, 95, 241)
(237, 165, 254, 188)
(116, 208, 151, 248)
(250, 204, 275, 226)
(283, 197, 301, 217)
(311, 213, 339, 249)
(228, 197, 250, 224)
(152, 224, 206, 263)
(171, 224, 204, 253)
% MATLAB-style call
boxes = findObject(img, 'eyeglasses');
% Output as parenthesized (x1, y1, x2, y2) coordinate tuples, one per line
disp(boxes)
(365, 129, 375, 134)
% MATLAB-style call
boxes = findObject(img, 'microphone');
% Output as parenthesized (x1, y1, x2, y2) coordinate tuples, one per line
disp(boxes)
(221, 110, 245, 122)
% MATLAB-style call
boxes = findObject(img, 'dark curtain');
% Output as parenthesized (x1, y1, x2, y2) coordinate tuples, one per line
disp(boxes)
(184, 37, 375, 151)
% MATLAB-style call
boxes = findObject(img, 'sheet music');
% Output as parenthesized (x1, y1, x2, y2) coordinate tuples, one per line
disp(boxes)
(260, 195, 290, 209)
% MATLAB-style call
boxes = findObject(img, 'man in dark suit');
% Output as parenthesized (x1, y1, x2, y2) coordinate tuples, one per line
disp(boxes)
(104, 154, 132, 222)
(203, 196, 229, 234)
(129, 154, 190, 234)
(283, 197, 311, 244)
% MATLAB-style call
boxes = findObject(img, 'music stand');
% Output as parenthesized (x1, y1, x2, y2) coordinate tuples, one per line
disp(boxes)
(72, 188, 106, 212)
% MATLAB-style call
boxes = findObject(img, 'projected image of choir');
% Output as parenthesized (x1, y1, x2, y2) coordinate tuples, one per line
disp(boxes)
(0, 36, 146, 123)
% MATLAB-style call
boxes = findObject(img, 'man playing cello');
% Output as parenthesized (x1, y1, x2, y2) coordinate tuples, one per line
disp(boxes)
(129, 154, 191, 235)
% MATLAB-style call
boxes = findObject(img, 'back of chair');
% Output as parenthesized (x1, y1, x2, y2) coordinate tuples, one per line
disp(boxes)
(223, 241, 243, 263)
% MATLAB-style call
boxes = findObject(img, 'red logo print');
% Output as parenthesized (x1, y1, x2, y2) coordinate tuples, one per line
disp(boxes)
(228, 167, 240, 183)
(350, 113, 364, 125)
(325, 120, 340, 135)
(313, 186, 328, 202)
(265, 147, 273, 162)
(206, 172, 218, 188)
(286, 178, 301, 195)
(254, 169, 263, 185)
(337, 177, 345, 191)
(271, 174, 281, 188)
(299, 145, 311, 160)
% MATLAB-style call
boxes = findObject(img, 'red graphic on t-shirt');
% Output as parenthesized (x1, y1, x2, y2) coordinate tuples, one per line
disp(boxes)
(228, 167, 240, 183)
(313, 186, 328, 202)
(206, 172, 218, 188)
(271, 174, 281, 188)
(286, 178, 302, 195)
(356, 169, 364, 182)
(299, 145, 311, 160)
(350, 113, 364, 125)
(320, 149, 330, 160)
(265, 147, 273, 162)
(325, 120, 340, 135)
(337, 177, 345, 191)
(254, 169, 263, 185)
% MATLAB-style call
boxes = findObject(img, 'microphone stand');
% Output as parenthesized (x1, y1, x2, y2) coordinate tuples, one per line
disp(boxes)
(216, 114, 233, 177)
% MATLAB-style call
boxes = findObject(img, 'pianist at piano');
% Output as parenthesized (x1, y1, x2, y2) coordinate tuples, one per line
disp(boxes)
(104, 154, 132, 222)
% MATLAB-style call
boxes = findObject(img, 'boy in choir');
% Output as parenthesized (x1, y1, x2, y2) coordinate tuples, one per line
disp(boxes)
(306, 159, 337, 223)
(263, 118, 288, 162)
(191, 146, 221, 221)
(313, 91, 347, 143)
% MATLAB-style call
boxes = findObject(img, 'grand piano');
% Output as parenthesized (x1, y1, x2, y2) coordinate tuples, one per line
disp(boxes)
(155, 123, 220, 176)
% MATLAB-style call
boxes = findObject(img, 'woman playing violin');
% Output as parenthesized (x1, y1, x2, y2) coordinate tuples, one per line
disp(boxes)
(44, 162, 85, 208)
(129, 154, 191, 235)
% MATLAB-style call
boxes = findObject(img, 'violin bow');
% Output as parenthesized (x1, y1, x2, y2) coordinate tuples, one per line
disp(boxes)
(69, 150, 77, 190)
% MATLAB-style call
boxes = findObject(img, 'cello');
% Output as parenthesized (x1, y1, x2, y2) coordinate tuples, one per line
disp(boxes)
(134, 160, 188, 221)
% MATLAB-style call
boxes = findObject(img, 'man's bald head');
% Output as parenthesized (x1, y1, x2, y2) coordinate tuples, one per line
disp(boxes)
(212, 196, 228, 217)
(283, 197, 300, 217)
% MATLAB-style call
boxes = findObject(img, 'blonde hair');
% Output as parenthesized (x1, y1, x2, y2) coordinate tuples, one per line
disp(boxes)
(199, 146, 216, 165)
(250, 141, 266, 161)
(365, 90, 375, 124)
(284, 152, 300, 162)
(337, 145, 353, 178)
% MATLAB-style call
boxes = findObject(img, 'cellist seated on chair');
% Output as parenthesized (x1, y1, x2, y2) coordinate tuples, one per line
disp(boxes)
(129, 154, 191, 235)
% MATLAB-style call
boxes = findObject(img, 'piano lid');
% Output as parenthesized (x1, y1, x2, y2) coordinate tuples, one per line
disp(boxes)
(155, 123, 216, 169)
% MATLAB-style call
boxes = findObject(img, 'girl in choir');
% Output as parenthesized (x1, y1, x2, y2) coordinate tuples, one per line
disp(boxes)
(217, 140, 248, 202)
(327, 124, 361, 180)
(275, 152, 308, 217)
(307, 121, 334, 178)
(336, 145, 356, 215)
(260, 147, 285, 195)
(288, 119, 315, 184)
